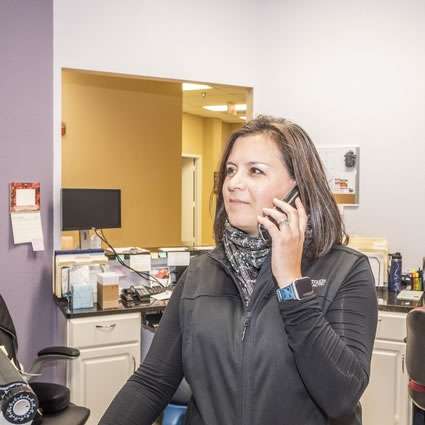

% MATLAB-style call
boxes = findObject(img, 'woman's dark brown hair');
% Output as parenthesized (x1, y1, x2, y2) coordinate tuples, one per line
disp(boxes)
(213, 115, 348, 259)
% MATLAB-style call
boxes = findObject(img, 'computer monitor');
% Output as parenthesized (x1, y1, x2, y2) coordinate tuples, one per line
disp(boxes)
(61, 188, 121, 249)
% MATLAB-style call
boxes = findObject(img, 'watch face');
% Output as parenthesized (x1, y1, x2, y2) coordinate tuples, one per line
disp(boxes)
(295, 278, 313, 298)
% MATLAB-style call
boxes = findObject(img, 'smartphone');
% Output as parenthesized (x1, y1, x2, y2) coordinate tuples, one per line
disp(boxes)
(258, 185, 300, 243)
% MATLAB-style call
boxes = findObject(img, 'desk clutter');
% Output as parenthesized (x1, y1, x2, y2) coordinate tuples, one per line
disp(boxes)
(348, 237, 425, 297)
(53, 245, 214, 311)
(385, 250, 424, 303)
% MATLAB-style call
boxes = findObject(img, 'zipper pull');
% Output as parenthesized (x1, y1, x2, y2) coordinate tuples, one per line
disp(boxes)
(241, 312, 252, 341)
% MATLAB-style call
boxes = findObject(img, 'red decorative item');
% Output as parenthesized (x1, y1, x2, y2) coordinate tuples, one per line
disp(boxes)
(61, 122, 66, 136)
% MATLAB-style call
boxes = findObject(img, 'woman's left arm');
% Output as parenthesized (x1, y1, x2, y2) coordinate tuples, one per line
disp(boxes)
(279, 256, 378, 419)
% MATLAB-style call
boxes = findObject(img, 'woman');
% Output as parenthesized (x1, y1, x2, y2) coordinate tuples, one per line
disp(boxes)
(99, 116, 377, 425)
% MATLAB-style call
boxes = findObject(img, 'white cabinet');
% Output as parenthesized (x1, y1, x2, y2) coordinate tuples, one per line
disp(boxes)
(65, 313, 141, 425)
(361, 311, 411, 425)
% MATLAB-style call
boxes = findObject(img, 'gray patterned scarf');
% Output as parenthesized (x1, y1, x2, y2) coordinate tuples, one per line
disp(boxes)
(222, 220, 270, 304)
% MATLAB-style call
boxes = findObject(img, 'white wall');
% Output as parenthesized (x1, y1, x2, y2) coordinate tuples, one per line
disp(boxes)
(53, 0, 259, 247)
(255, 0, 425, 269)
(54, 0, 424, 269)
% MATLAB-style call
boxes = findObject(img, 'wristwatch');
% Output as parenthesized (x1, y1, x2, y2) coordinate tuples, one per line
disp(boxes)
(276, 277, 313, 301)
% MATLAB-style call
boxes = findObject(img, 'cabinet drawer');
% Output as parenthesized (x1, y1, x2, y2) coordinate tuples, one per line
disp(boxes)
(69, 313, 141, 348)
(376, 312, 406, 342)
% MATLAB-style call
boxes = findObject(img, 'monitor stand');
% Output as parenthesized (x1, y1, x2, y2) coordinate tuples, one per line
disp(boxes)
(79, 230, 90, 250)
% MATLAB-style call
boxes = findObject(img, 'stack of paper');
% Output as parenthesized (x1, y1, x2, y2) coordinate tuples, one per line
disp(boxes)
(348, 236, 388, 287)
(53, 251, 108, 297)
(397, 290, 424, 301)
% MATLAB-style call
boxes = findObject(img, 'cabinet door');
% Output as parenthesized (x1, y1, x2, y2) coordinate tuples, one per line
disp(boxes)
(69, 343, 139, 425)
(361, 339, 410, 425)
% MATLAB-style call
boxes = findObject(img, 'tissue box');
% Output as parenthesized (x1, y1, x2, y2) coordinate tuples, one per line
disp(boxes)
(97, 272, 119, 285)
(71, 283, 94, 309)
(97, 272, 119, 309)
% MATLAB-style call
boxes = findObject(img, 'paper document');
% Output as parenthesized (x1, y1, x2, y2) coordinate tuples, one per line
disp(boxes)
(107, 247, 149, 254)
(167, 251, 190, 266)
(151, 290, 172, 301)
(158, 247, 188, 252)
(397, 290, 424, 301)
(151, 267, 170, 286)
(11, 212, 43, 244)
(130, 254, 151, 272)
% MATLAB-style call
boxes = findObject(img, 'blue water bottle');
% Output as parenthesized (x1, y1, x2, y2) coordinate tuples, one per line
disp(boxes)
(389, 252, 402, 293)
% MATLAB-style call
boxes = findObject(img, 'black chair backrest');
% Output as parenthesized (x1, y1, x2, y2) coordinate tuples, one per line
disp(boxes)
(406, 307, 425, 385)
(0, 294, 19, 367)
(406, 307, 425, 411)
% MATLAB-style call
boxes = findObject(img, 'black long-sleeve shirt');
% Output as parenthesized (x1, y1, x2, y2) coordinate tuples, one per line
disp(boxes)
(99, 244, 378, 425)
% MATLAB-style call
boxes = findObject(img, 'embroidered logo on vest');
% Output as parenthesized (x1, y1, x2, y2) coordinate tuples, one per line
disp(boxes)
(311, 278, 327, 288)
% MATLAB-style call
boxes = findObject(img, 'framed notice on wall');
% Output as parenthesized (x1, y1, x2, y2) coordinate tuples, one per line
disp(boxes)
(316, 146, 360, 206)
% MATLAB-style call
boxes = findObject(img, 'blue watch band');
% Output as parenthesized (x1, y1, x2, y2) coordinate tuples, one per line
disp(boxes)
(276, 285, 296, 301)
(276, 277, 313, 301)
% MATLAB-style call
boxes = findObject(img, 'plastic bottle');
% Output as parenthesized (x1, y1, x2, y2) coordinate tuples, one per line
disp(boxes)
(412, 269, 418, 291)
(389, 252, 402, 293)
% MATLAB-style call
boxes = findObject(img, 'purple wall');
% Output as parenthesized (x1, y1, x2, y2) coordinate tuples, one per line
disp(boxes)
(0, 0, 54, 370)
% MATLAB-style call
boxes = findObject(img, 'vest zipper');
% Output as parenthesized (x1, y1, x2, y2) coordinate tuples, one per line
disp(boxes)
(241, 312, 252, 341)
(208, 250, 271, 425)
(240, 309, 252, 425)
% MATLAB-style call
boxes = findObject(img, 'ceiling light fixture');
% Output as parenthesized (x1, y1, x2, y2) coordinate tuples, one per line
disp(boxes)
(182, 83, 212, 91)
(203, 105, 228, 112)
(234, 104, 247, 111)
(203, 104, 247, 112)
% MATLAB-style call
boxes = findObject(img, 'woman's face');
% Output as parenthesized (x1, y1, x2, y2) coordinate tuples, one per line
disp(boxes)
(223, 134, 296, 237)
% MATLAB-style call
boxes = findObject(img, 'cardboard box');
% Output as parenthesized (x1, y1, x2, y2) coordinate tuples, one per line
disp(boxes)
(97, 281, 119, 309)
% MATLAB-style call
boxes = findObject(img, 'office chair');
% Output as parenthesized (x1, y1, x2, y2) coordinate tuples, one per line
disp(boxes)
(162, 378, 191, 425)
(0, 294, 90, 425)
(406, 306, 425, 424)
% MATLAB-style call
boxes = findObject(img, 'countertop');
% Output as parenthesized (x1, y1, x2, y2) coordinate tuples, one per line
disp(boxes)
(55, 287, 424, 320)
(376, 287, 424, 313)
(55, 295, 168, 319)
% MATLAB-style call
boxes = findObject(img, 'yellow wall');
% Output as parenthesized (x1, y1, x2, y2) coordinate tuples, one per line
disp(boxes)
(182, 113, 241, 245)
(222, 122, 242, 146)
(62, 71, 182, 248)
(182, 113, 204, 156)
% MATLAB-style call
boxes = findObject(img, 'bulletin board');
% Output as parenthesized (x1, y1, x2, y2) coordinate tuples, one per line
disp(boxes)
(316, 146, 360, 205)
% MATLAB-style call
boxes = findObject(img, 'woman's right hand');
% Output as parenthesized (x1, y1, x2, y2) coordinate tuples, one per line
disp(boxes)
(257, 197, 307, 288)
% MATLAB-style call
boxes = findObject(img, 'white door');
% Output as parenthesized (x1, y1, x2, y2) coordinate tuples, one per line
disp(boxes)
(361, 339, 410, 425)
(181, 156, 200, 246)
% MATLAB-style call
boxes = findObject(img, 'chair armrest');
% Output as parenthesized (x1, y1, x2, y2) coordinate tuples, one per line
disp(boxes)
(37, 346, 80, 358)
(27, 346, 80, 380)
